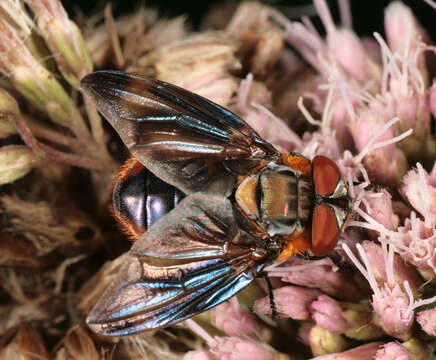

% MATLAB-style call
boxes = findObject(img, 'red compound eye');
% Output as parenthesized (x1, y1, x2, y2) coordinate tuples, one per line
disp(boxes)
(311, 204, 340, 256)
(312, 155, 342, 196)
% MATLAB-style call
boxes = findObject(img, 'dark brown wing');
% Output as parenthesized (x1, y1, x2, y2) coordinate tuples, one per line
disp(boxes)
(86, 193, 271, 336)
(81, 71, 278, 195)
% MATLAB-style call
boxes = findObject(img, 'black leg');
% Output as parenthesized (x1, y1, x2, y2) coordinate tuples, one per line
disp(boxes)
(264, 273, 277, 319)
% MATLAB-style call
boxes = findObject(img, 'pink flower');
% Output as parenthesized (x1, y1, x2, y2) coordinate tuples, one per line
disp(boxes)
(236, 74, 302, 152)
(401, 164, 436, 228)
(360, 189, 399, 233)
(312, 342, 384, 360)
(395, 215, 436, 282)
(349, 107, 407, 187)
(342, 243, 436, 341)
(417, 308, 436, 337)
(374, 342, 409, 360)
(384, 1, 430, 81)
(309, 295, 348, 333)
(210, 298, 263, 339)
(253, 285, 320, 320)
(327, 28, 381, 84)
(360, 241, 422, 292)
(372, 284, 413, 340)
(383, 81, 431, 161)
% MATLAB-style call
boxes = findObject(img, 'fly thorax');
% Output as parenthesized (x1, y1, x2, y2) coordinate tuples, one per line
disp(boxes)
(235, 163, 314, 237)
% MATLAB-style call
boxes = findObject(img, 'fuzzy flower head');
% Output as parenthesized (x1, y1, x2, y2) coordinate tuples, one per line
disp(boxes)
(372, 283, 414, 340)
(343, 243, 436, 340)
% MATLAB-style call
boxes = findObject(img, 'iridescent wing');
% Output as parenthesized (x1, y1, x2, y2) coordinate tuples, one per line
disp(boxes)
(86, 193, 271, 336)
(81, 71, 278, 195)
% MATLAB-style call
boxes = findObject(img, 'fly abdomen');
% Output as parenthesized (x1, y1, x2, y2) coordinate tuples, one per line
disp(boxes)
(112, 158, 184, 239)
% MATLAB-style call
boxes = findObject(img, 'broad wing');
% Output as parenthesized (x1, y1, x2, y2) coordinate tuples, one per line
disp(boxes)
(86, 194, 269, 336)
(81, 71, 278, 195)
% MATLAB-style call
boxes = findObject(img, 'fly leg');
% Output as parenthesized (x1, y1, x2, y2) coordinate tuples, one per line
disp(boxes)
(263, 273, 277, 319)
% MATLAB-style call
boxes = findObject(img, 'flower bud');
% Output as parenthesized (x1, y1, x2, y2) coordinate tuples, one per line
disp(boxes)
(362, 189, 399, 232)
(416, 308, 436, 337)
(210, 298, 265, 340)
(375, 342, 409, 360)
(350, 109, 407, 186)
(401, 164, 436, 228)
(384, 2, 430, 85)
(395, 216, 436, 282)
(360, 241, 422, 293)
(372, 284, 413, 340)
(386, 80, 432, 162)
(0, 19, 89, 139)
(254, 285, 321, 320)
(309, 295, 348, 333)
(26, 0, 93, 88)
(309, 325, 348, 357)
(312, 342, 384, 360)
(0, 145, 41, 185)
(327, 28, 381, 84)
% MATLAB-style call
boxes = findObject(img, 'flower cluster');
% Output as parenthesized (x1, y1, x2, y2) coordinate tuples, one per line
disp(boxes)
(0, 0, 435, 359)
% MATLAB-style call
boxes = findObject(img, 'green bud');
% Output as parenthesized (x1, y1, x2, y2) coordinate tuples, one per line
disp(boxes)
(309, 325, 348, 356)
(26, 0, 93, 89)
(0, 145, 42, 185)
(13, 66, 89, 139)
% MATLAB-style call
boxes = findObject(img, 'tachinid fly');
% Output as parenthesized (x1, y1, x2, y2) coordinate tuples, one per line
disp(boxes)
(81, 71, 353, 337)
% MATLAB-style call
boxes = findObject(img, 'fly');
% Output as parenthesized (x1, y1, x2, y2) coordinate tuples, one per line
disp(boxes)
(81, 71, 353, 336)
